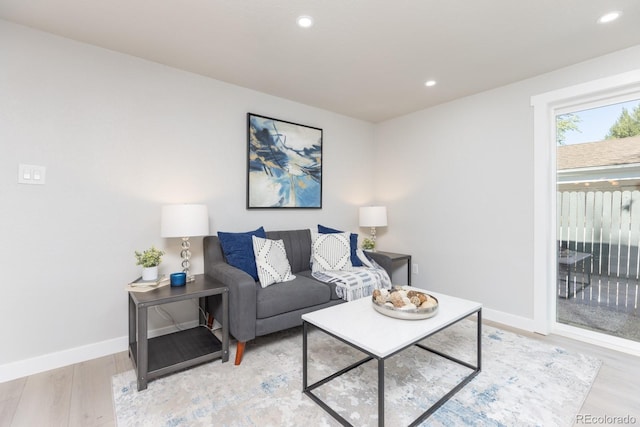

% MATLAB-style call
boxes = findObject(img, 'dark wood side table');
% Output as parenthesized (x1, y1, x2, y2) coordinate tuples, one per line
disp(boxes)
(366, 250, 412, 285)
(128, 274, 229, 391)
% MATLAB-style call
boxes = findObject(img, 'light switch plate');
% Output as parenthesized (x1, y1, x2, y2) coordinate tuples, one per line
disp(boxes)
(18, 164, 46, 185)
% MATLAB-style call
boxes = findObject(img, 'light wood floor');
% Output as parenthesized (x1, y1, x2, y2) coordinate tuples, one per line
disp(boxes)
(1, 322, 638, 427)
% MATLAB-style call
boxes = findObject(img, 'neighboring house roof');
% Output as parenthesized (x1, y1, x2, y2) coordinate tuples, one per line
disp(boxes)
(557, 136, 640, 170)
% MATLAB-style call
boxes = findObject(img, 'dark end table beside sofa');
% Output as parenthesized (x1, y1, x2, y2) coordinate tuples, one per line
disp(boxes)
(203, 228, 392, 365)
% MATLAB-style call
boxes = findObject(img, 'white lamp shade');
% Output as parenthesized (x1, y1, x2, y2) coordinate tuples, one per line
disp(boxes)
(161, 204, 209, 238)
(359, 206, 388, 227)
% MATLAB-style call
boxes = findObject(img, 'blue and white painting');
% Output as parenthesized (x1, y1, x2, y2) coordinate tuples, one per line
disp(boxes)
(247, 113, 322, 208)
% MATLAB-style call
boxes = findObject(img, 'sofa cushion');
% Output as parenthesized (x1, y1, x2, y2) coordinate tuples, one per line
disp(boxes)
(265, 229, 312, 274)
(318, 224, 363, 267)
(256, 275, 331, 319)
(297, 270, 341, 300)
(311, 231, 353, 272)
(252, 236, 296, 288)
(218, 227, 266, 281)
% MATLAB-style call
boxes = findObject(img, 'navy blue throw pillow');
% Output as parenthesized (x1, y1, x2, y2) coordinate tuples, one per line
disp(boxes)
(317, 224, 363, 267)
(218, 227, 266, 281)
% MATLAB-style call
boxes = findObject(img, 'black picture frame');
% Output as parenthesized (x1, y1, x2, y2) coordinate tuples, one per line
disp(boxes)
(247, 113, 323, 209)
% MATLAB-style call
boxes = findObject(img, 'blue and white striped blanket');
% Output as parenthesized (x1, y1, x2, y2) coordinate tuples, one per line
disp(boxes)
(312, 251, 392, 301)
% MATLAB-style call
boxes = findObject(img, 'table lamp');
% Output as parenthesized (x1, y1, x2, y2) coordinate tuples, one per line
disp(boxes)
(161, 204, 209, 282)
(359, 206, 387, 250)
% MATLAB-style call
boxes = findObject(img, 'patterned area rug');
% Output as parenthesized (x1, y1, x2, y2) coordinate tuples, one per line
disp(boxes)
(112, 320, 600, 426)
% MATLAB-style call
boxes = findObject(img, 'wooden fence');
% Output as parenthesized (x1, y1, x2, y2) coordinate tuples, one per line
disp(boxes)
(557, 190, 639, 309)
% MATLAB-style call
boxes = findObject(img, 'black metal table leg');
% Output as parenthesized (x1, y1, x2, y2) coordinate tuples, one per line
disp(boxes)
(303, 321, 308, 390)
(378, 358, 385, 427)
(304, 308, 482, 426)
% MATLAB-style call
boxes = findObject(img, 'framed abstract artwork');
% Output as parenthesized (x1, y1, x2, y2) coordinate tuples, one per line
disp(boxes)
(247, 113, 322, 209)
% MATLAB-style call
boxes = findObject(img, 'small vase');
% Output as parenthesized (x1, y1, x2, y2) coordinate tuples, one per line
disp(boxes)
(142, 266, 158, 281)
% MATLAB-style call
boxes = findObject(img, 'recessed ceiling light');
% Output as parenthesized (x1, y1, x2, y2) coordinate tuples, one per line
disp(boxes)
(424, 80, 437, 87)
(297, 15, 314, 28)
(598, 11, 621, 23)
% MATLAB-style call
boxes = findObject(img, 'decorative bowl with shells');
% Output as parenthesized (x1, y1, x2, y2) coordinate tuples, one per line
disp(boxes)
(371, 287, 439, 320)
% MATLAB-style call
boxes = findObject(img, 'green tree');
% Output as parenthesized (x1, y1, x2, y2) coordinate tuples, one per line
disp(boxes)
(606, 105, 640, 139)
(556, 113, 581, 145)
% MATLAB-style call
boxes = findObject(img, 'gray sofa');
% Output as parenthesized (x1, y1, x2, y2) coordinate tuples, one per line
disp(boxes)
(203, 228, 391, 365)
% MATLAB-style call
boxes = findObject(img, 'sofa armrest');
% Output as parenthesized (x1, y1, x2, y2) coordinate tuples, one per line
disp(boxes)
(205, 262, 258, 343)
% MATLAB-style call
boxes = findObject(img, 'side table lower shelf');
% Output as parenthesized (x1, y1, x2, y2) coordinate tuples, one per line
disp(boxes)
(129, 327, 223, 379)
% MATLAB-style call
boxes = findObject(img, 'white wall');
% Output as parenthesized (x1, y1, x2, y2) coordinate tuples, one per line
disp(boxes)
(374, 44, 640, 325)
(0, 20, 376, 380)
(3, 16, 640, 381)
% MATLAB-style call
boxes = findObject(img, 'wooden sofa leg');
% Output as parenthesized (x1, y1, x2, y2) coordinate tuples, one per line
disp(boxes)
(235, 342, 246, 365)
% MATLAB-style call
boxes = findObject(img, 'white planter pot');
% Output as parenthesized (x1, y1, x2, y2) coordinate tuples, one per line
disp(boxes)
(142, 266, 158, 281)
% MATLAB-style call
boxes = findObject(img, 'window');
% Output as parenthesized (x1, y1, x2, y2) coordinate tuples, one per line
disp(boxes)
(532, 70, 640, 354)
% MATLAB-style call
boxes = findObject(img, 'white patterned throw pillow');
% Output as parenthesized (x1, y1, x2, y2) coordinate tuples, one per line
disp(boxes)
(311, 231, 353, 273)
(252, 236, 296, 288)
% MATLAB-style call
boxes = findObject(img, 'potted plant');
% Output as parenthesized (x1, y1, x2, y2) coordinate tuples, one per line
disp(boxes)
(362, 237, 376, 251)
(135, 246, 165, 281)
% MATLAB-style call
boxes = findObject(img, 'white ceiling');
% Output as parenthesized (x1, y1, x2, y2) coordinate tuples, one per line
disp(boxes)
(1, 0, 639, 122)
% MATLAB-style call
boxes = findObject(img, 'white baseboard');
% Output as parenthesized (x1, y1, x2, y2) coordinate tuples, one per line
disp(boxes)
(481, 308, 640, 356)
(553, 323, 640, 357)
(0, 320, 199, 383)
(0, 309, 540, 384)
(481, 307, 536, 332)
(1, 309, 536, 384)
(0, 336, 127, 383)
(0, 308, 537, 384)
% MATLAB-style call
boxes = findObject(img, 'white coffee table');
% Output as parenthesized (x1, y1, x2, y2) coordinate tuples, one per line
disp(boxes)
(302, 288, 482, 426)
